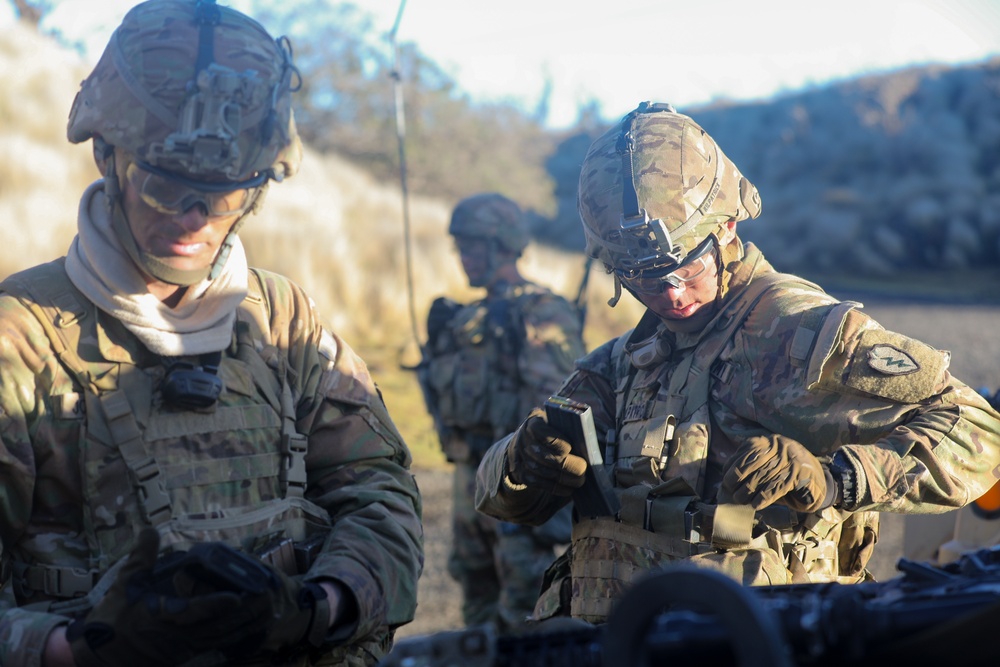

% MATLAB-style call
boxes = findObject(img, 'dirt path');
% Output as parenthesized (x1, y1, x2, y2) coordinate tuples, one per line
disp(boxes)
(398, 467, 462, 638)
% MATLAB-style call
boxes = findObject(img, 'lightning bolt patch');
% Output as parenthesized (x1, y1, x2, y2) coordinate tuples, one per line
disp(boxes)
(868, 344, 920, 375)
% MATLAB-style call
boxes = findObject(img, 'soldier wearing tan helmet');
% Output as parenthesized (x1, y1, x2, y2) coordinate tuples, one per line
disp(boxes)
(0, 1, 421, 665)
(418, 193, 585, 629)
(474, 102, 1000, 623)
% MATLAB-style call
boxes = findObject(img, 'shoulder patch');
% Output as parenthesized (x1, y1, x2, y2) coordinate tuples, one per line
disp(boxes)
(845, 328, 949, 403)
(867, 345, 919, 375)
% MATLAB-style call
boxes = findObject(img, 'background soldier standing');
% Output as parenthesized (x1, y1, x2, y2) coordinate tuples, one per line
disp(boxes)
(0, 1, 422, 665)
(475, 102, 1000, 623)
(419, 193, 586, 630)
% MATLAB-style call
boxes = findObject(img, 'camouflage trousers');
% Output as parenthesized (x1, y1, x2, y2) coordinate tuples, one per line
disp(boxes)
(447, 463, 569, 631)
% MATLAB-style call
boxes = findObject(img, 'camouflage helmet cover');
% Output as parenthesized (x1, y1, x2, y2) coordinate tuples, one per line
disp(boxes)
(67, 0, 302, 183)
(448, 192, 530, 254)
(578, 102, 761, 274)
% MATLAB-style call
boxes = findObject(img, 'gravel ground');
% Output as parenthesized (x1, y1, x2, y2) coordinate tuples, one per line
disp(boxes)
(397, 296, 1000, 639)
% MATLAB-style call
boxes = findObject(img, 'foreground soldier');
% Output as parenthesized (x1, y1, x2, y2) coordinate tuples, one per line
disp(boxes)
(419, 194, 585, 629)
(0, 1, 422, 665)
(475, 102, 1000, 623)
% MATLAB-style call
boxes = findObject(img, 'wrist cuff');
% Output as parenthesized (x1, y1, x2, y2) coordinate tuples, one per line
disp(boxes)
(828, 452, 858, 509)
(821, 465, 839, 509)
(305, 586, 331, 648)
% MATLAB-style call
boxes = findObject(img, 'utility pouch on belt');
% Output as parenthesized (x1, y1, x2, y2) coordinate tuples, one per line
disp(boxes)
(545, 395, 620, 518)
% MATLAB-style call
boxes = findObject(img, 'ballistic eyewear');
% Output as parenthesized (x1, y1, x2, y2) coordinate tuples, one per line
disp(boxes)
(615, 239, 716, 295)
(124, 158, 267, 217)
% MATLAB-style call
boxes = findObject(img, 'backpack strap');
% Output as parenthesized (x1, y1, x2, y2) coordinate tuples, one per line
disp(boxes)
(240, 268, 307, 498)
(3, 260, 175, 527)
(1, 259, 95, 392)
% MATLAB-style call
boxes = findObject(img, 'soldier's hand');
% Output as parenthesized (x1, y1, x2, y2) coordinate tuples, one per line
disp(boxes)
(162, 544, 336, 658)
(67, 530, 269, 667)
(253, 566, 335, 655)
(506, 408, 587, 496)
(720, 435, 834, 512)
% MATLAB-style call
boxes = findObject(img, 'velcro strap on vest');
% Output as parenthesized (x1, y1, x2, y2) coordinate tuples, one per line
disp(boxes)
(648, 495, 692, 536)
(711, 504, 756, 548)
(101, 390, 171, 526)
(617, 486, 650, 527)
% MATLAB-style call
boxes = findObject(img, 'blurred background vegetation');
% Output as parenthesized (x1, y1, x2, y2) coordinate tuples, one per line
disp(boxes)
(3, 0, 999, 468)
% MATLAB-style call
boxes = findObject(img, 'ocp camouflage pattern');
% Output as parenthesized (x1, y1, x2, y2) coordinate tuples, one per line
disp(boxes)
(426, 280, 585, 629)
(0, 262, 423, 666)
(477, 244, 1000, 620)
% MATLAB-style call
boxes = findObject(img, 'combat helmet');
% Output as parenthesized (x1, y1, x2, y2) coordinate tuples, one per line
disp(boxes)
(578, 102, 761, 305)
(67, 0, 302, 285)
(448, 193, 530, 255)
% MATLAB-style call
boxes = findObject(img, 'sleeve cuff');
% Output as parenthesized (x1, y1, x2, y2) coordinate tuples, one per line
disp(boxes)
(829, 450, 860, 510)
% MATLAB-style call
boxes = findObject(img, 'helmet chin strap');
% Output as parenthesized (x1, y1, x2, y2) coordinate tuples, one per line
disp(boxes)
(608, 273, 624, 307)
(103, 149, 258, 287)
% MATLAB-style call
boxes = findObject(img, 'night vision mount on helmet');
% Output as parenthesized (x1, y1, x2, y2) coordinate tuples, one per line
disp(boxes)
(67, 0, 302, 185)
(66, 0, 303, 287)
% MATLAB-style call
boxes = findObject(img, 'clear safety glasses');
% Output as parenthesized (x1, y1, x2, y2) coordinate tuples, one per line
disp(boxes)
(615, 241, 716, 294)
(124, 159, 267, 217)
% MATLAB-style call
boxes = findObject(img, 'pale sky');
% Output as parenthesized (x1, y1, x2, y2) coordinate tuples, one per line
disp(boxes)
(6, 0, 1000, 128)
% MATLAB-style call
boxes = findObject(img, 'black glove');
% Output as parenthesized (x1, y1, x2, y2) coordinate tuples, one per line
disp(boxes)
(67, 530, 272, 667)
(719, 435, 835, 512)
(506, 408, 587, 496)
(256, 566, 332, 654)
(164, 541, 332, 657)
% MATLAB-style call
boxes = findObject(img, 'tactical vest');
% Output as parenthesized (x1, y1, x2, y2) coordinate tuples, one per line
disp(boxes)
(426, 284, 550, 461)
(1, 260, 331, 612)
(569, 273, 877, 622)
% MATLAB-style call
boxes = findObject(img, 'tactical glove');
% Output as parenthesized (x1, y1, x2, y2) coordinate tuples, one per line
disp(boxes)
(720, 435, 836, 513)
(67, 530, 272, 667)
(162, 541, 333, 657)
(255, 565, 332, 654)
(506, 408, 587, 496)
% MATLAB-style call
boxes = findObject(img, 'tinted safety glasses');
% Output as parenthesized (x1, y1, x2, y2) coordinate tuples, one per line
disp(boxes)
(614, 239, 716, 295)
(124, 158, 267, 217)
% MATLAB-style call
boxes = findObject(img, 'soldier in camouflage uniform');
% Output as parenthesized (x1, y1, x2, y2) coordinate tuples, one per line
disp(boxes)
(0, 2, 422, 665)
(419, 193, 586, 629)
(475, 102, 1000, 623)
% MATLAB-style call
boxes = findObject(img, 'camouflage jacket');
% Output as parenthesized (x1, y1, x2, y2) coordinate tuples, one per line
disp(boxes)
(477, 245, 1000, 615)
(423, 281, 585, 462)
(0, 260, 423, 666)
